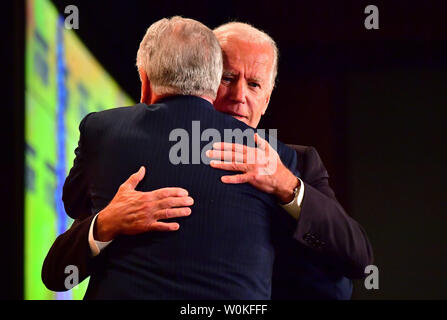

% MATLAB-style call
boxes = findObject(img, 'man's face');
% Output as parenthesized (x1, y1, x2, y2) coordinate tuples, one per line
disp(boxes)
(213, 36, 274, 128)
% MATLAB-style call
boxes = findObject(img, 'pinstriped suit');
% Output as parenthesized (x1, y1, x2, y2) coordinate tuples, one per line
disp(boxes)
(50, 95, 298, 299)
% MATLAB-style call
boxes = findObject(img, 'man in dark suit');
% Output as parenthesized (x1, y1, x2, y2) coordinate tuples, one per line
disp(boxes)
(42, 21, 373, 299)
(43, 16, 299, 299)
(206, 22, 373, 299)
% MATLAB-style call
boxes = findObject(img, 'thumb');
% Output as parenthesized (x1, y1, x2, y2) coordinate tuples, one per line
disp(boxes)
(125, 166, 146, 190)
(254, 133, 268, 151)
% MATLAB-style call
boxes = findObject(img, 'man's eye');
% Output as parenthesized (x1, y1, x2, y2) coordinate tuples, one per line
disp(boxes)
(222, 76, 233, 83)
(248, 82, 260, 88)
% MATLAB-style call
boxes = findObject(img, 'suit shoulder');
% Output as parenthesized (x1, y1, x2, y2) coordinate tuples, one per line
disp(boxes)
(77, 105, 142, 143)
(286, 144, 312, 156)
(286, 144, 324, 161)
(88, 104, 142, 122)
(285, 145, 328, 179)
(82, 104, 143, 130)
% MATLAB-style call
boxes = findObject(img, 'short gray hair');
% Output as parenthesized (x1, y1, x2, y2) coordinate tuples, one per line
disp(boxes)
(136, 16, 223, 99)
(213, 22, 278, 90)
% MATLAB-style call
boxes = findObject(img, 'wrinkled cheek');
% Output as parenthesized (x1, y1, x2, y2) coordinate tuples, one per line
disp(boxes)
(213, 99, 225, 112)
(214, 102, 229, 113)
(214, 91, 229, 110)
(249, 113, 262, 128)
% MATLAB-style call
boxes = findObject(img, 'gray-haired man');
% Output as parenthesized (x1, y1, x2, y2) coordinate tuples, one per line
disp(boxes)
(43, 17, 300, 299)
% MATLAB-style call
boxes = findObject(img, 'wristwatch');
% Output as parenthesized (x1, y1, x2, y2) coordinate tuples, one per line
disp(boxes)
(279, 181, 302, 220)
(280, 180, 300, 205)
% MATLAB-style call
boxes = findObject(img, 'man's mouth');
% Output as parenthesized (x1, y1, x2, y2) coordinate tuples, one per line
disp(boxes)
(233, 115, 248, 122)
(226, 111, 248, 120)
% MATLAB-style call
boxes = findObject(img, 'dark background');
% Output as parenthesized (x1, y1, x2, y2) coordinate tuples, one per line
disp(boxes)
(5, 0, 447, 299)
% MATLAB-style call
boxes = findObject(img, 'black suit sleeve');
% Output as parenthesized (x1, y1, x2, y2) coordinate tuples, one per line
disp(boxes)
(62, 112, 95, 219)
(41, 213, 95, 291)
(42, 113, 97, 291)
(293, 146, 373, 279)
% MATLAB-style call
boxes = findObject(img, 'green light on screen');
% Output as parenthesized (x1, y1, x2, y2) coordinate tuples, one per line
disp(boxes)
(25, 0, 134, 300)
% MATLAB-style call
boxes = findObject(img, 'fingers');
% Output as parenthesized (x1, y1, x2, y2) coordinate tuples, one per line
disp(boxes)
(149, 207, 192, 232)
(146, 187, 189, 201)
(212, 136, 271, 153)
(154, 207, 192, 220)
(154, 196, 194, 211)
(221, 173, 251, 184)
(212, 142, 246, 153)
(209, 142, 259, 165)
(206, 150, 245, 163)
(254, 133, 268, 151)
(149, 222, 180, 232)
(209, 160, 248, 172)
(122, 166, 146, 190)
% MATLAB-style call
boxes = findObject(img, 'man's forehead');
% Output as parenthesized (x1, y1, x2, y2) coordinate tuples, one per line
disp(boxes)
(222, 46, 272, 64)
(220, 36, 273, 56)
(220, 38, 273, 80)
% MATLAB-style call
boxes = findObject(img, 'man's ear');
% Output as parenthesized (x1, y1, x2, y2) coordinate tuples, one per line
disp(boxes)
(139, 68, 152, 104)
(262, 94, 271, 115)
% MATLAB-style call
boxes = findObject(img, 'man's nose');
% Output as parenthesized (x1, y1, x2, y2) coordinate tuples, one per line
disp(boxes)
(230, 80, 247, 104)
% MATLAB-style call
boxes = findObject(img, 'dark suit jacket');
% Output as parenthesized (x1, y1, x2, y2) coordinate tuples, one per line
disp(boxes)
(44, 95, 298, 299)
(42, 98, 373, 300)
(271, 145, 373, 300)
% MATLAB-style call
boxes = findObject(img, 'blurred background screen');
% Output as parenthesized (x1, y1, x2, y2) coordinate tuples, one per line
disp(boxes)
(2, 0, 442, 301)
(24, 0, 133, 300)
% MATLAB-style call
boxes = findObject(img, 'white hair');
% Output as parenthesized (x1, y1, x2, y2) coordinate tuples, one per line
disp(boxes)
(136, 16, 223, 99)
(213, 22, 279, 90)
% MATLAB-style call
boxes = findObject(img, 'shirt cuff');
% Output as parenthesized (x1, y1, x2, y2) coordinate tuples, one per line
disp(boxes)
(88, 213, 113, 257)
(280, 177, 305, 220)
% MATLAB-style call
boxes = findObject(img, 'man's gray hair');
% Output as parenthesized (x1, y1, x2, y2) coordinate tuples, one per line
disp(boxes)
(136, 16, 223, 99)
(213, 22, 279, 90)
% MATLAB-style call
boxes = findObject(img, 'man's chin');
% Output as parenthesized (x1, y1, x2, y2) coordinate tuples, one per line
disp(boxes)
(233, 115, 249, 124)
